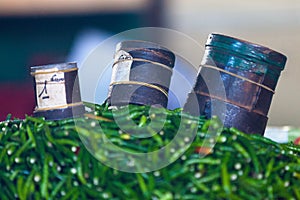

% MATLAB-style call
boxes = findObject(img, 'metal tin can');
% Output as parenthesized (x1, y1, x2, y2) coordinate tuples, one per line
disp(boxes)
(107, 40, 175, 108)
(31, 62, 85, 120)
(185, 33, 287, 135)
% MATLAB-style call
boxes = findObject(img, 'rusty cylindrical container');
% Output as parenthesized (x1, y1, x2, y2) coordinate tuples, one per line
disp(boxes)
(185, 33, 287, 135)
(107, 40, 175, 108)
(31, 62, 85, 120)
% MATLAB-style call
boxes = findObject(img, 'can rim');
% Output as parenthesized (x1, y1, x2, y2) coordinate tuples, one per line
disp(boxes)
(115, 40, 176, 68)
(206, 33, 287, 70)
(116, 40, 171, 52)
(30, 62, 77, 72)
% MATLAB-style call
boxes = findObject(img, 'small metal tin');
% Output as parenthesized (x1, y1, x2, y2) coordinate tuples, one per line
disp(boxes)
(31, 62, 85, 120)
(107, 40, 175, 108)
(185, 33, 287, 135)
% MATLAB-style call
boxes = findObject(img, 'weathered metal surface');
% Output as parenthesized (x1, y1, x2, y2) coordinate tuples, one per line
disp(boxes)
(185, 33, 287, 135)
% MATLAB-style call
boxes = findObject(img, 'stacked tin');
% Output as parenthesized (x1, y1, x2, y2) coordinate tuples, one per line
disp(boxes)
(31, 62, 84, 120)
(29, 34, 287, 135)
(107, 40, 175, 108)
(185, 33, 287, 134)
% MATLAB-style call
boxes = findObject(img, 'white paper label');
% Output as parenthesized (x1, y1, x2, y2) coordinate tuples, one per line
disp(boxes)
(35, 71, 67, 109)
(110, 50, 133, 83)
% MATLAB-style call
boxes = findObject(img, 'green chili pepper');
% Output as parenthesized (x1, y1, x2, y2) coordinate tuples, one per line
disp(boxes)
(265, 158, 275, 178)
(41, 155, 50, 199)
(136, 173, 149, 198)
(232, 142, 250, 160)
(23, 168, 35, 199)
(17, 176, 25, 200)
(26, 125, 36, 147)
(0, 103, 299, 199)
(238, 136, 260, 173)
(221, 152, 231, 194)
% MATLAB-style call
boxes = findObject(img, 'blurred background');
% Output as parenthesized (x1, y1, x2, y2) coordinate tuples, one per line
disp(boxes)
(0, 0, 299, 127)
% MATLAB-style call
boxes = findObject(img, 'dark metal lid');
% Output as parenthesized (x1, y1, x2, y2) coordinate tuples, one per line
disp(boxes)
(206, 33, 287, 70)
(115, 40, 175, 68)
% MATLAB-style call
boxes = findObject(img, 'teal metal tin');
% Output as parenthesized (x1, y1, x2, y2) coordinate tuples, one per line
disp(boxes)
(185, 33, 287, 135)
(205, 34, 286, 70)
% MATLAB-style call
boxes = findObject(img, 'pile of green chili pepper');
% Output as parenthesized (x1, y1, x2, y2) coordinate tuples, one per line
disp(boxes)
(0, 103, 299, 199)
